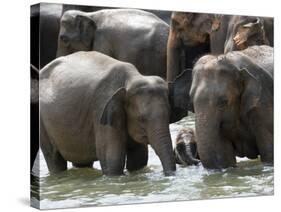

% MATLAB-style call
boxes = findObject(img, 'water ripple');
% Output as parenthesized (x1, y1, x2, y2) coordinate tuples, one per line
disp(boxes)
(31, 113, 273, 209)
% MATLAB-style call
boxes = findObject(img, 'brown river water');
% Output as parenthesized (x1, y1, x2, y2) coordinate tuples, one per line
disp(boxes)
(31, 113, 273, 209)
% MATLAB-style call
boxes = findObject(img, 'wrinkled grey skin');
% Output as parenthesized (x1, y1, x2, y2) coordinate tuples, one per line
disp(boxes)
(174, 128, 200, 166)
(40, 51, 178, 176)
(190, 45, 273, 169)
(57, 9, 169, 79)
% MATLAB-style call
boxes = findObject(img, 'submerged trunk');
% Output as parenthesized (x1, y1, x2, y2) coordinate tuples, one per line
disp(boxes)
(148, 125, 176, 176)
(195, 112, 236, 169)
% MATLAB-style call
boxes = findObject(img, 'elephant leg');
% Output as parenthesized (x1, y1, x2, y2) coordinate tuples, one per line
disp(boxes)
(249, 113, 273, 165)
(40, 118, 67, 173)
(72, 162, 93, 168)
(126, 138, 148, 172)
(255, 128, 273, 165)
(96, 130, 127, 176)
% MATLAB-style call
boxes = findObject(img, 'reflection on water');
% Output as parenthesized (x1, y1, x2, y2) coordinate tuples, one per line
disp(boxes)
(31, 114, 274, 209)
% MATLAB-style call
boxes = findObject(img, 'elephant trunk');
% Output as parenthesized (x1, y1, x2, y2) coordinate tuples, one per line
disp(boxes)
(195, 112, 236, 169)
(175, 141, 200, 166)
(148, 125, 176, 176)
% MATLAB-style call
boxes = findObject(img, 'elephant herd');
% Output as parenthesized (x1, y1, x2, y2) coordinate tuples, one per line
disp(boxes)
(31, 3, 273, 176)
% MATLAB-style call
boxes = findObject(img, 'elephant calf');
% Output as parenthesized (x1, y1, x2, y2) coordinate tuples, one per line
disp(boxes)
(40, 51, 180, 176)
(174, 128, 200, 166)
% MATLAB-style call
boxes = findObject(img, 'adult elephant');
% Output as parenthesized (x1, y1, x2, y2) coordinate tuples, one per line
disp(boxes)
(224, 16, 272, 53)
(56, 9, 169, 79)
(39, 51, 190, 176)
(62, 4, 172, 24)
(190, 45, 273, 169)
(166, 12, 273, 81)
(166, 12, 220, 81)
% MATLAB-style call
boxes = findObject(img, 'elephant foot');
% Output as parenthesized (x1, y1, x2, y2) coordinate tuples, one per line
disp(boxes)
(72, 162, 93, 168)
(47, 155, 67, 174)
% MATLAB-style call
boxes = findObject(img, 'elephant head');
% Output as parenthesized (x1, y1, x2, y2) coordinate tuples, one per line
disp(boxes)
(190, 54, 267, 169)
(224, 17, 269, 53)
(56, 10, 96, 57)
(167, 12, 220, 82)
(100, 75, 176, 176)
(171, 12, 220, 46)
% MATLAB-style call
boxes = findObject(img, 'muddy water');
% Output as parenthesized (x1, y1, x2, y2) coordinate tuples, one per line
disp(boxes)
(31, 114, 273, 209)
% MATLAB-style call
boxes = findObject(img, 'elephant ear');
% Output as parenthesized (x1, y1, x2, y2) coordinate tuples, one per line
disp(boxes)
(100, 88, 126, 127)
(75, 15, 97, 47)
(240, 68, 262, 114)
(168, 69, 193, 123)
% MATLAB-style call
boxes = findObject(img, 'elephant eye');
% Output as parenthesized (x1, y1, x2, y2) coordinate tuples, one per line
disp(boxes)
(217, 97, 228, 108)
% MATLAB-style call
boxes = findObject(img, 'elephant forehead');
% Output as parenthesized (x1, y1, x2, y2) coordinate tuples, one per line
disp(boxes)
(195, 75, 232, 97)
(194, 60, 219, 80)
(128, 77, 167, 92)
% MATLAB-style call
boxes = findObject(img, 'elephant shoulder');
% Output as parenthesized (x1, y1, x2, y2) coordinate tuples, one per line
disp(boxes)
(109, 60, 139, 77)
(40, 58, 65, 80)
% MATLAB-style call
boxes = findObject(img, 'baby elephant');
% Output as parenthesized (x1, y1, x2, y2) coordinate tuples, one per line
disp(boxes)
(174, 128, 200, 166)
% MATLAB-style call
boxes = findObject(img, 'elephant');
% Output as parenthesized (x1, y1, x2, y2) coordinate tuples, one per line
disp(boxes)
(39, 51, 193, 176)
(62, 4, 172, 24)
(166, 12, 220, 81)
(174, 128, 200, 166)
(224, 16, 271, 53)
(166, 12, 273, 82)
(56, 9, 169, 79)
(190, 45, 273, 169)
(31, 3, 108, 70)
(30, 3, 170, 70)
(30, 64, 39, 171)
